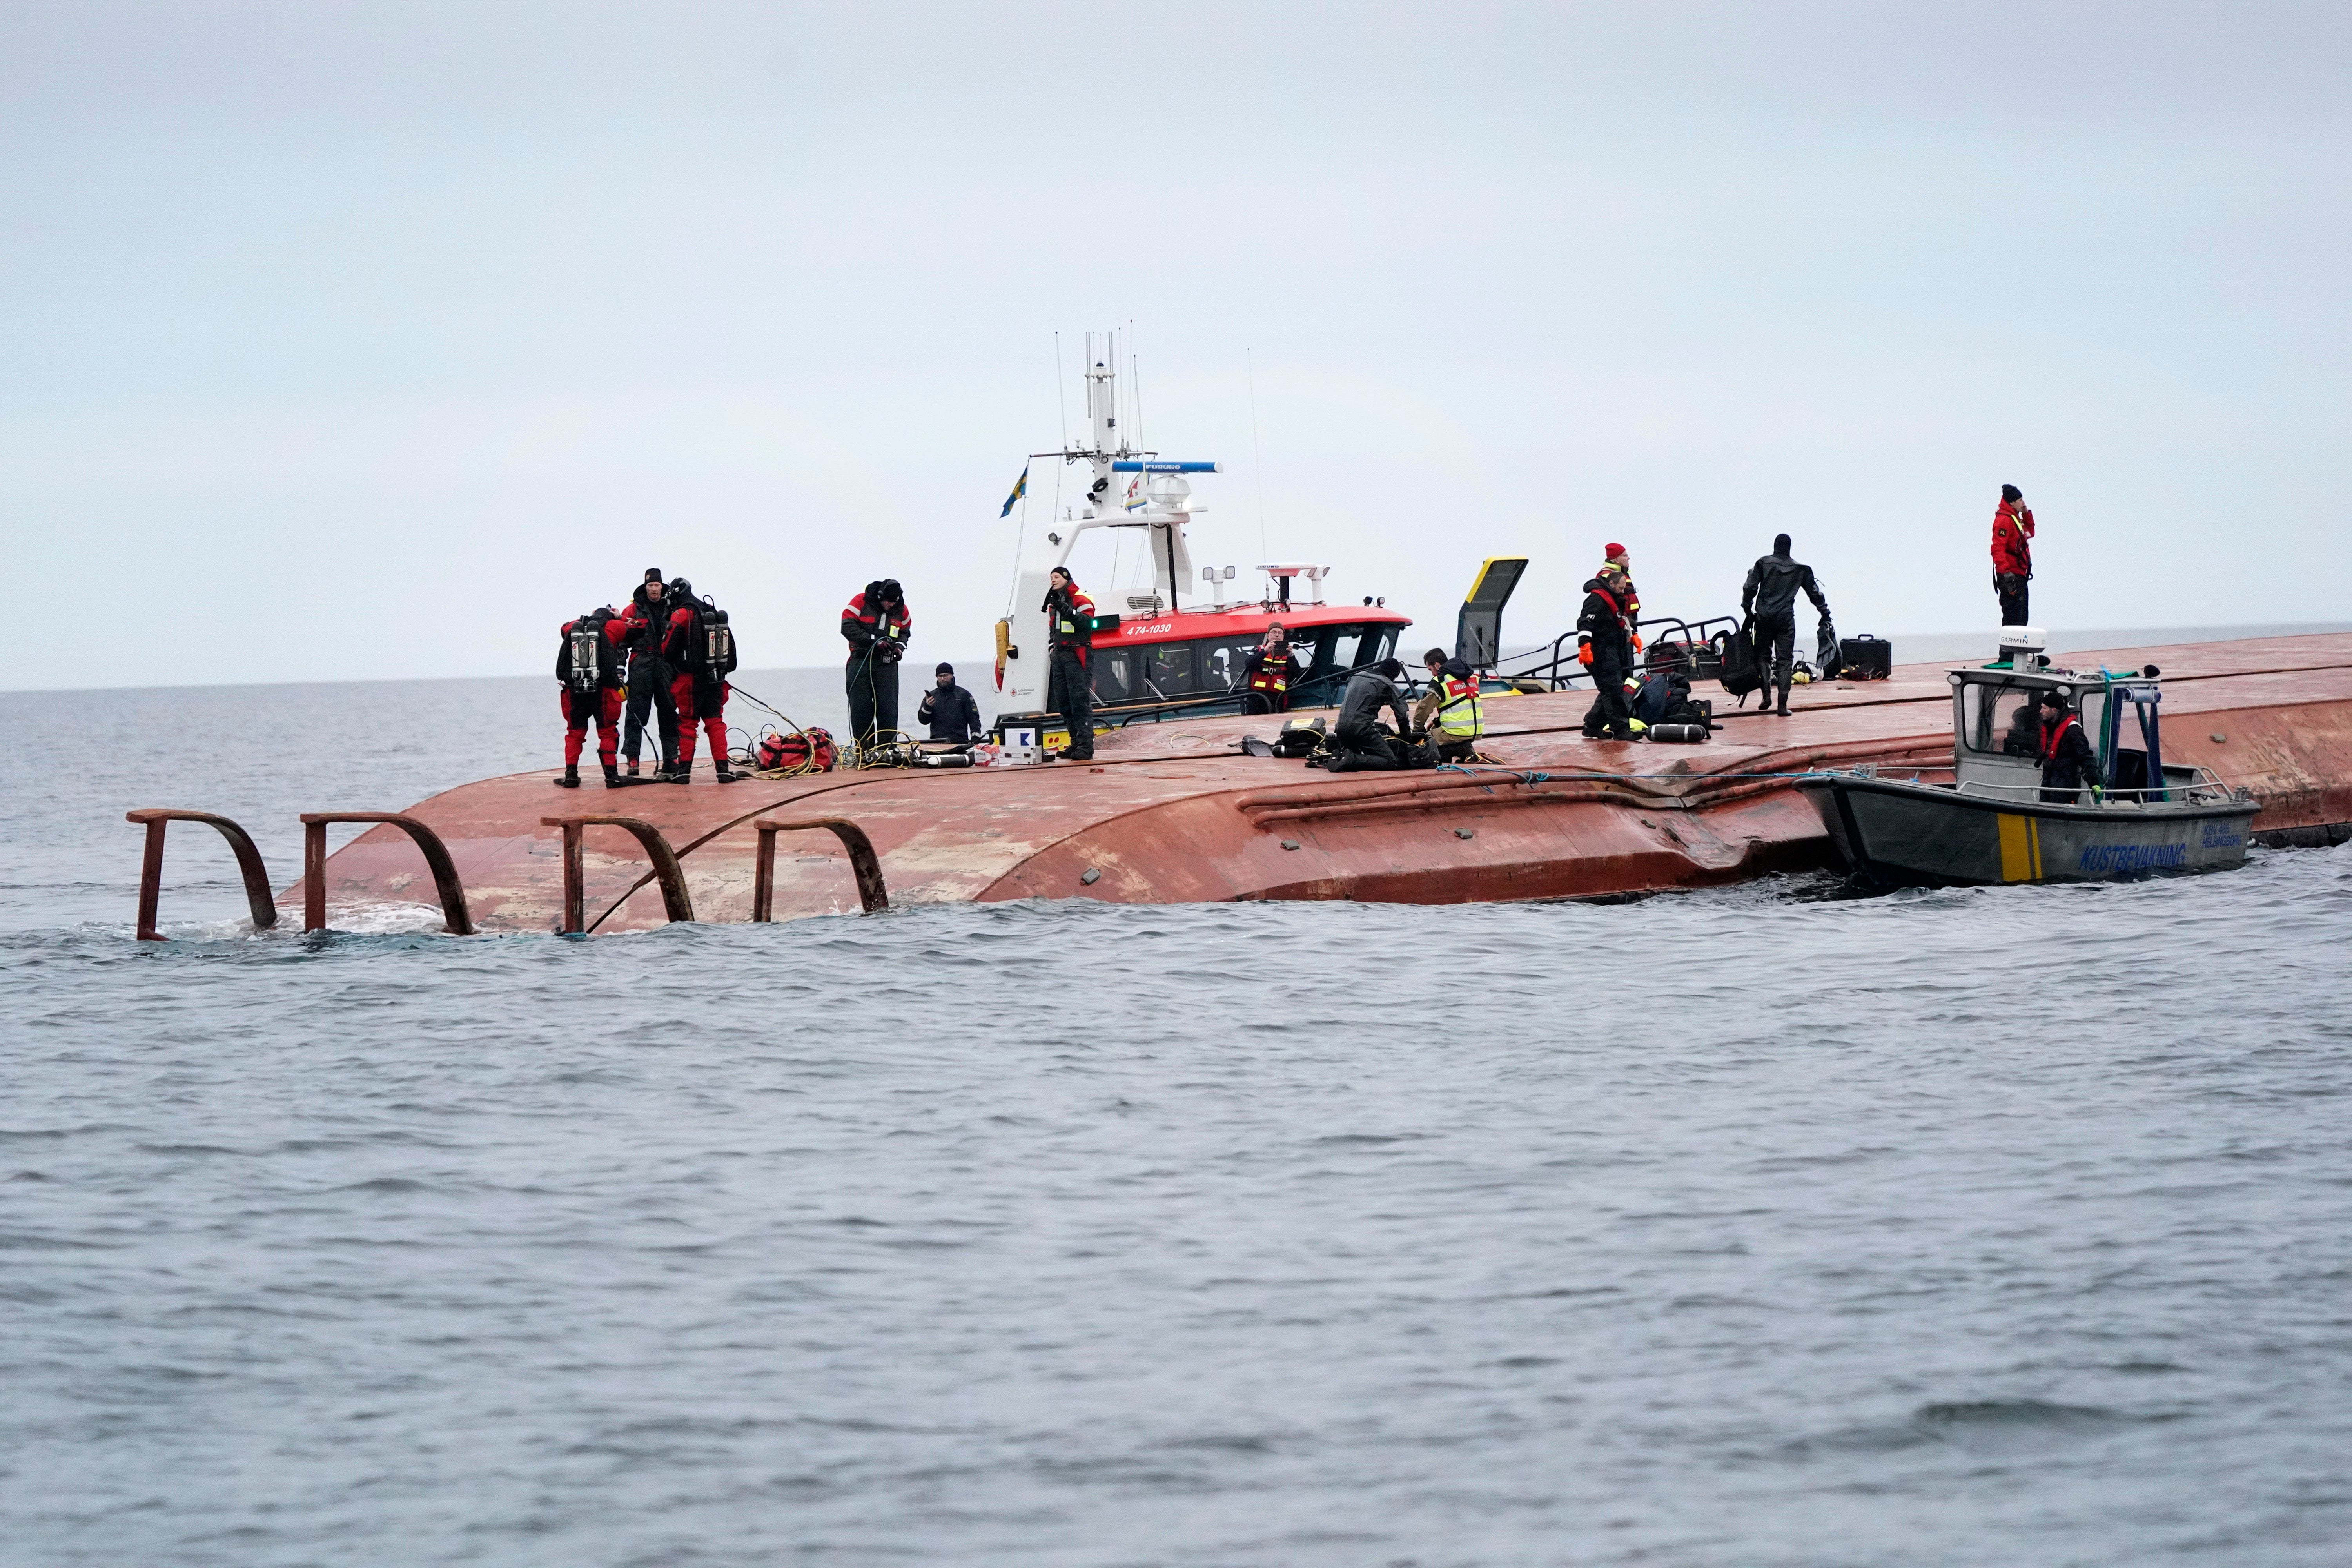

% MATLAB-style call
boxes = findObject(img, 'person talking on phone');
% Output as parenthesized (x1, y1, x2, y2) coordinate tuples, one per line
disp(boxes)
(1042, 567, 1098, 762)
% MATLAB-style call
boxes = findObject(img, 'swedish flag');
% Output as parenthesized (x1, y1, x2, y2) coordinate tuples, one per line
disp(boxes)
(1000, 463, 1029, 518)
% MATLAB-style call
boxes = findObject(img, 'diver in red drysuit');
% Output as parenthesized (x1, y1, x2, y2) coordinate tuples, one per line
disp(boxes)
(662, 579, 743, 782)
(555, 606, 630, 787)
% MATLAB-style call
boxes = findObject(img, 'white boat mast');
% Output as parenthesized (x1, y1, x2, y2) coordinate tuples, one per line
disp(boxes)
(998, 332, 1220, 706)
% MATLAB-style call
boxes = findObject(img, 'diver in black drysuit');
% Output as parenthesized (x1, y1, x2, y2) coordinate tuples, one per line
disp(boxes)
(1741, 534, 1832, 716)
(1324, 658, 1416, 772)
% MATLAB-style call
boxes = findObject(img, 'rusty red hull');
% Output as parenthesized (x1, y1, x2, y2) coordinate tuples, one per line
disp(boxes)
(287, 634, 2352, 933)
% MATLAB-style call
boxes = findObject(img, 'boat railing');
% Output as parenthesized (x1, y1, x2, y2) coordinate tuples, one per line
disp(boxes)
(1936, 766, 2241, 807)
(124, 808, 279, 941)
(1487, 614, 1734, 692)
(1491, 633, 1583, 691)
(1072, 653, 1415, 731)
(1635, 615, 1741, 677)
(539, 815, 696, 934)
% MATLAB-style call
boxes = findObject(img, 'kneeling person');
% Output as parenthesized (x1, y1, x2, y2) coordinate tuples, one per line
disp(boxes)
(1411, 647, 1484, 762)
(555, 605, 629, 788)
(1327, 657, 1414, 771)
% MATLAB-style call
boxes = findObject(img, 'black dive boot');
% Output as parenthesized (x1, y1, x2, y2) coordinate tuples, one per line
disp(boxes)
(625, 756, 641, 778)
(713, 757, 740, 782)
(602, 763, 624, 788)
(556, 765, 582, 788)
(665, 758, 693, 784)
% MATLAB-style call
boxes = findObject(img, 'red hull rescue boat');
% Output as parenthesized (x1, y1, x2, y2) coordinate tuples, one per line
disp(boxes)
(992, 334, 1413, 746)
(157, 633, 2352, 937)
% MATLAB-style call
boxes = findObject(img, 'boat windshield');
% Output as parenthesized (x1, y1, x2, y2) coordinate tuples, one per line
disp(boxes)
(1198, 639, 1259, 693)
(1962, 682, 2050, 755)
(1141, 643, 1197, 698)
(1091, 646, 1140, 703)
(1087, 622, 1405, 708)
(1301, 624, 1398, 682)
(2078, 688, 2107, 753)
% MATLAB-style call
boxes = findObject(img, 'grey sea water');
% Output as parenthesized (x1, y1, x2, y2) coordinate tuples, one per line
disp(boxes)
(3, 673, 2350, 1566)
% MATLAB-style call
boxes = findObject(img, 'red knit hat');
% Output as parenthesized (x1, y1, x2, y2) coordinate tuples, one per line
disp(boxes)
(1604, 542, 1627, 559)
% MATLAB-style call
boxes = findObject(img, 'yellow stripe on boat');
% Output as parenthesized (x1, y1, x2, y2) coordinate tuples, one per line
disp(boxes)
(1997, 813, 2036, 882)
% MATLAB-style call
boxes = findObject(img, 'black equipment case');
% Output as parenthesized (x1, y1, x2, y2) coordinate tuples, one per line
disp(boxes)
(1837, 635, 1893, 680)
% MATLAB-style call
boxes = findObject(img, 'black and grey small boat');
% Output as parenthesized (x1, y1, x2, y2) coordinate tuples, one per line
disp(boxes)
(1798, 664, 2257, 886)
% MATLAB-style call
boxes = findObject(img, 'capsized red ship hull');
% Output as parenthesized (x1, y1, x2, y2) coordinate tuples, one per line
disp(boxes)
(289, 635, 2352, 933)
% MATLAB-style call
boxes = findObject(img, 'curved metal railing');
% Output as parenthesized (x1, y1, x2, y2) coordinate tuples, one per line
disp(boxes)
(124, 808, 278, 941)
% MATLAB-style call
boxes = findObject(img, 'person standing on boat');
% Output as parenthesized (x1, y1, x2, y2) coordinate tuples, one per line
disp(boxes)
(1597, 543, 1644, 665)
(1741, 535, 1832, 717)
(621, 568, 681, 779)
(1580, 566, 1639, 741)
(1993, 485, 2035, 627)
(842, 579, 912, 749)
(1241, 623, 1298, 715)
(664, 580, 742, 784)
(2036, 688, 2103, 804)
(1413, 647, 1485, 762)
(554, 604, 630, 788)
(1042, 567, 1098, 762)
(918, 662, 984, 743)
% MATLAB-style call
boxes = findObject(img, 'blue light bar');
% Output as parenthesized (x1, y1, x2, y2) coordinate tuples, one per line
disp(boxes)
(1110, 460, 1221, 473)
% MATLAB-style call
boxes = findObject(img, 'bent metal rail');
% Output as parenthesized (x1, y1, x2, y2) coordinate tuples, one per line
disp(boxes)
(123, 807, 891, 938)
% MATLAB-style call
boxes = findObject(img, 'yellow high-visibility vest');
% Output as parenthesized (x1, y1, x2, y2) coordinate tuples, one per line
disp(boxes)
(1435, 674, 1484, 738)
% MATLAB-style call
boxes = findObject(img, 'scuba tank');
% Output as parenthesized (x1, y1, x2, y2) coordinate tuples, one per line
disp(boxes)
(563, 616, 605, 693)
(701, 606, 735, 675)
(1649, 723, 1709, 744)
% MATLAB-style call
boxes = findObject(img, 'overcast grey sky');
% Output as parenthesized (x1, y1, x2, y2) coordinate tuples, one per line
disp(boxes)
(4, 2, 2346, 690)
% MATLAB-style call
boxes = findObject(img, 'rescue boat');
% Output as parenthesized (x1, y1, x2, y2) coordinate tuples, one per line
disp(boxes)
(1798, 662, 2258, 886)
(991, 335, 1412, 740)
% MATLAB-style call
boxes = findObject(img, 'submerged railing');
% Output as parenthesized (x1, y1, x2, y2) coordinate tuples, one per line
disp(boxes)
(540, 815, 696, 935)
(124, 808, 279, 941)
(300, 813, 473, 935)
(751, 817, 888, 919)
(126, 804, 894, 937)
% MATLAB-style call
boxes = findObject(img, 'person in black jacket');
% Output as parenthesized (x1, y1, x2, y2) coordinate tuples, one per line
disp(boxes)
(1324, 657, 1414, 771)
(842, 579, 913, 748)
(1579, 566, 1638, 741)
(1041, 568, 1098, 761)
(2035, 688, 2103, 803)
(918, 663, 984, 742)
(2001, 696, 2046, 756)
(621, 568, 681, 777)
(1742, 534, 1832, 716)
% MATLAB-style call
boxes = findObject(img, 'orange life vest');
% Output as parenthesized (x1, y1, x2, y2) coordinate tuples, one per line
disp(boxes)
(1247, 650, 1295, 696)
